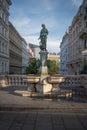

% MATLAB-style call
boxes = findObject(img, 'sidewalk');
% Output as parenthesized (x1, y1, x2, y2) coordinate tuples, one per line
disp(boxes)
(0, 87, 87, 130)
(0, 87, 87, 110)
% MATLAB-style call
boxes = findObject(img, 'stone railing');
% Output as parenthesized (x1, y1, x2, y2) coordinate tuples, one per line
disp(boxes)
(47, 75, 87, 96)
(0, 75, 40, 87)
(0, 75, 8, 87)
(48, 75, 87, 88)
(7, 75, 27, 86)
(0, 75, 87, 91)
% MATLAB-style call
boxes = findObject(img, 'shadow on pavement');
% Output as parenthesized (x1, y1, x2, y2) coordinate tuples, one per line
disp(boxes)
(0, 86, 28, 96)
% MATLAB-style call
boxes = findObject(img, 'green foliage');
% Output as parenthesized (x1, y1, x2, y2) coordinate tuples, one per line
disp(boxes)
(26, 58, 38, 74)
(48, 60, 59, 75)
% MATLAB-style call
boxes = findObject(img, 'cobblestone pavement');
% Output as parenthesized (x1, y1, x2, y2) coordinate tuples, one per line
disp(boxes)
(0, 109, 87, 130)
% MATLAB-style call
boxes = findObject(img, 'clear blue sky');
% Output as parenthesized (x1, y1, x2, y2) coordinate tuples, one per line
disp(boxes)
(9, 0, 83, 53)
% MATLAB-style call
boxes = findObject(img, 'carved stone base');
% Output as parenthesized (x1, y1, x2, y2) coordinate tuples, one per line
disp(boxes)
(36, 75, 52, 94)
(41, 79, 52, 93)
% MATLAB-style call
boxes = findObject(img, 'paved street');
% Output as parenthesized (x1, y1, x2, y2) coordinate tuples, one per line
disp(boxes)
(0, 109, 87, 130)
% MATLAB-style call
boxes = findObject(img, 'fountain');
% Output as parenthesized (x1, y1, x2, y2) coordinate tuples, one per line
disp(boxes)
(36, 24, 52, 94)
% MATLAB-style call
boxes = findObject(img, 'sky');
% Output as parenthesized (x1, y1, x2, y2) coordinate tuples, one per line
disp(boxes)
(9, 0, 83, 53)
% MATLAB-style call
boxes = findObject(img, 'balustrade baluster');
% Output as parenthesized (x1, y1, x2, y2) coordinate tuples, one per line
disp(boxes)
(12, 77, 14, 86)
(15, 77, 17, 85)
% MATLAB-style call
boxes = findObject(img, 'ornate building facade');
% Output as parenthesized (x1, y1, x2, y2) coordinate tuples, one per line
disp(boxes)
(60, 32, 68, 75)
(9, 22, 22, 74)
(22, 38, 30, 74)
(29, 43, 39, 59)
(67, 0, 87, 74)
(0, 0, 11, 74)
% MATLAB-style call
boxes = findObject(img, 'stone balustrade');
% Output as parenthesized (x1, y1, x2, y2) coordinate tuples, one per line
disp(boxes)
(47, 75, 87, 97)
(48, 75, 87, 89)
(7, 75, 27, 86)
(0, 75, 87, 92)
(0, 75, 40, 87)
(0, 75, 7, 87)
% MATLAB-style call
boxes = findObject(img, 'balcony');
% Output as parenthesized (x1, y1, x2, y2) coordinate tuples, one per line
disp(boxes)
(80, 27, 87, 39)
(67, 58, 82, 65)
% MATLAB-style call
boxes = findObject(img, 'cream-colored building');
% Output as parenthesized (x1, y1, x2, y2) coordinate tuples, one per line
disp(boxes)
(67, 0, 87, 74)
(48, 53, 60, 65)
(60, 32, 68, 75)
(0, 0, 11, 74)
(9, 22, 22, 74)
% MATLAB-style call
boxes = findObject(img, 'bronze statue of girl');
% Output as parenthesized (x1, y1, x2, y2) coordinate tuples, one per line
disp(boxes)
(38, 24, 48, 51)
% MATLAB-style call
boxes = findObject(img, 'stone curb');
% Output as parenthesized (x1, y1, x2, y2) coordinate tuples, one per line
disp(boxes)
(0, 105, 87, 111)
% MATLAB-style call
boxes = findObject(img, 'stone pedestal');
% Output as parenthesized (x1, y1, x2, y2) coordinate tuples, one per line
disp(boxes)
(36, 75, 52, 93)
(40, 75, 52, 93)
(39, 50, 48, 75)
(36, 50, 52, 94)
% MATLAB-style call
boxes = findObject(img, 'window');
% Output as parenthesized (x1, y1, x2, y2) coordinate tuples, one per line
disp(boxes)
(2, 43, 4, 52)
(5, 44, 8, 53)
(0, 25, 2, 34)
(3, 13, 6, 22)
(85, 7, 87, 15)
(4, 28, 5, 36)
(84, 40, 87, 48)
(0, 41, 1, 52)
(0, 8, 3, 18)
(6, 16, 8, 25)
(2, 27, 4, 35)
(2, 62, 4, 73)
(85, 22, 87, 28)
(5, 30, 8, 38)
(5, 62, 7, 72)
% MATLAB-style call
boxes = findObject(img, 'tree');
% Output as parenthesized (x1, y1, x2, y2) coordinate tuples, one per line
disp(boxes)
(26, 58, 38, 74)
(48, 60, 59, 75)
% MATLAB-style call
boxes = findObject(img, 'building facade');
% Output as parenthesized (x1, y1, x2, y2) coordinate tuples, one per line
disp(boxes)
(48, 53, 60, 65)
(60, 32, 68, 75)
(29, 43, 40, 59)
(22, 38, 30, 74)
(0, 0, 11, 74)
(67, 0, 87, 74)
(9, 22, 22, 74)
